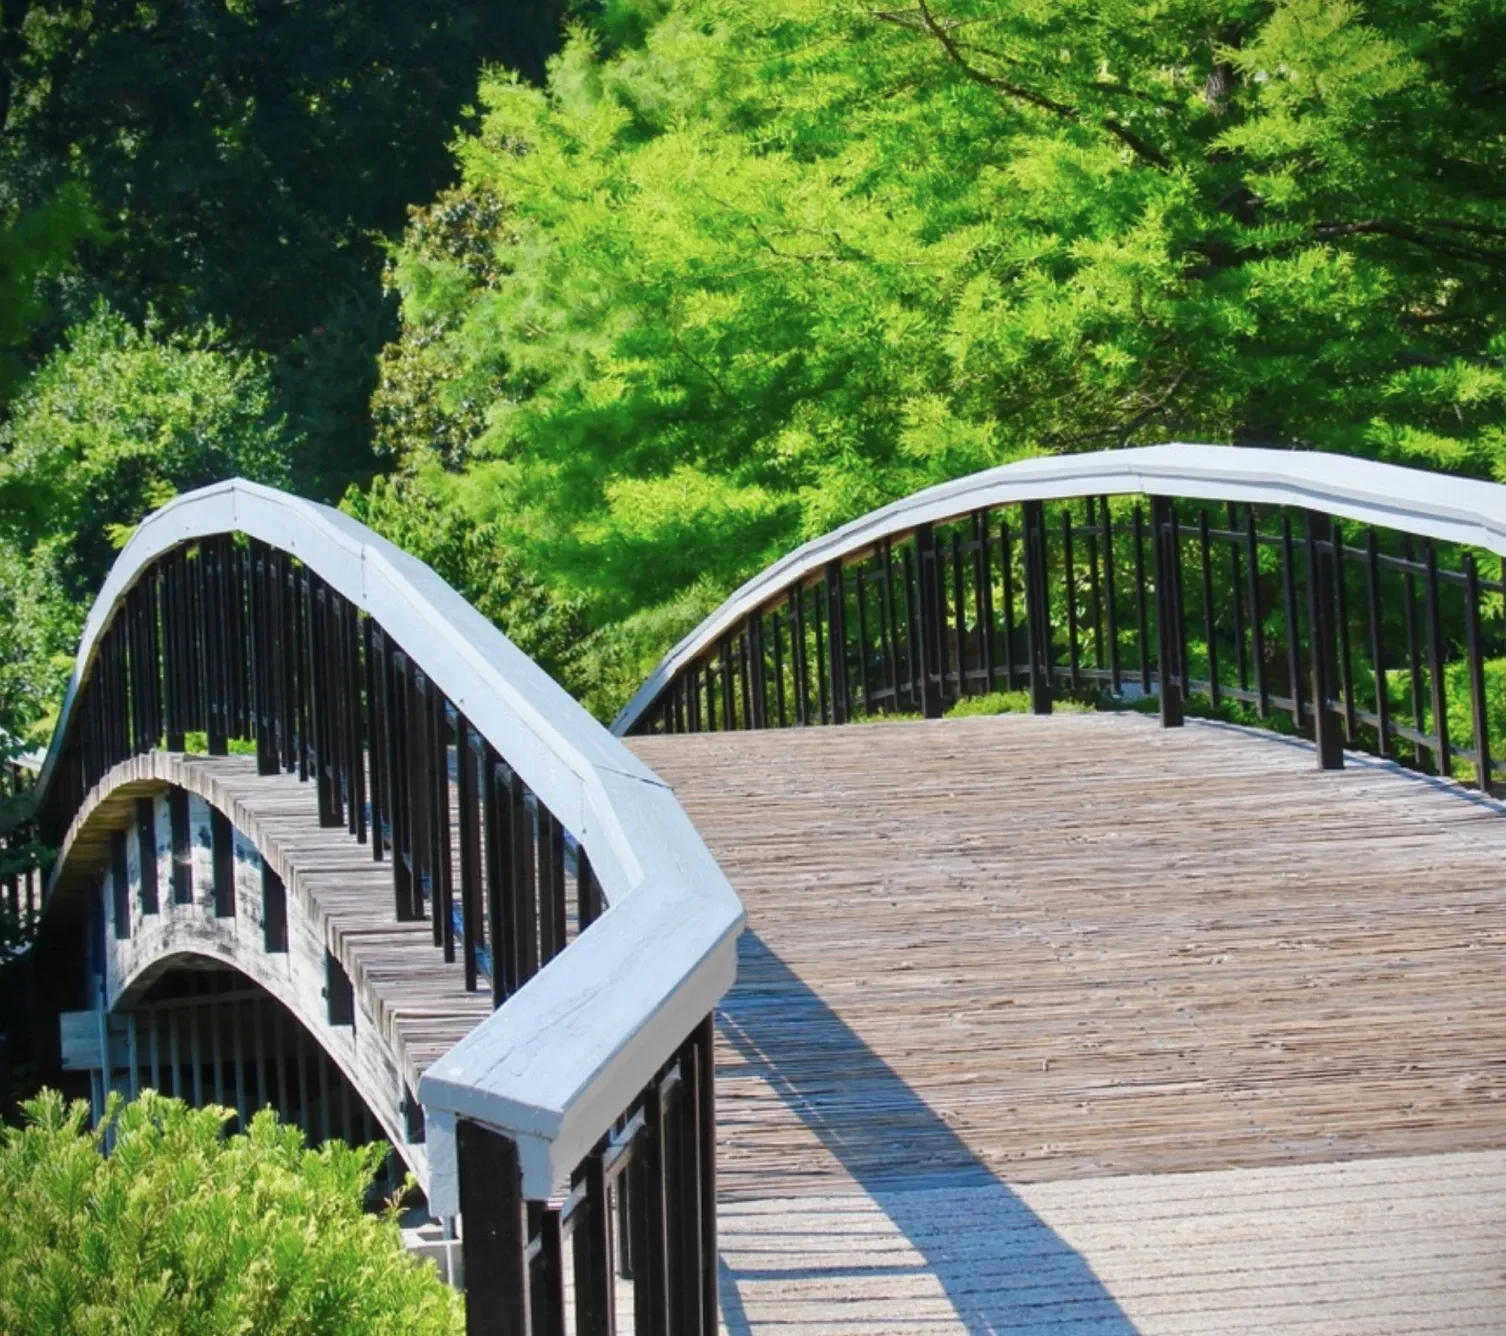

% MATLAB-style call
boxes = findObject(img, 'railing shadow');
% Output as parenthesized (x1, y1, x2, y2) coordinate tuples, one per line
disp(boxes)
(717, 931, 1139, 1335)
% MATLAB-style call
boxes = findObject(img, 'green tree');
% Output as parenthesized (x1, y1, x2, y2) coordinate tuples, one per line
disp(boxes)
(379, 0, 1506, 713)
(0, 0, 569, 498)
(0, 1090, 461, 1335)
(0, 304, 296, 736)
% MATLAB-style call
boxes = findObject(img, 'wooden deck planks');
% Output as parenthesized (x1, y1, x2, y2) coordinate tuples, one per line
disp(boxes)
(630, 712, 1506, 1331)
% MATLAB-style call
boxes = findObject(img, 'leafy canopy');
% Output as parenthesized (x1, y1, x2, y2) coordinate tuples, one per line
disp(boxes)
(382, 0, 1506, 692)
(0, 305, 296, 737)
(0, 1089, 461, 1336)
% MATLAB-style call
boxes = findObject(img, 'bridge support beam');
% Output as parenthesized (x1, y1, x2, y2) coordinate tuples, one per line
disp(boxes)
(1305, 511, 1346, 770)
(1021, 501, 1053, 715)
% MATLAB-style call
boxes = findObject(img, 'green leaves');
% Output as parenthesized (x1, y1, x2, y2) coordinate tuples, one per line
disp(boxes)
(0, 1091, 462, 1336)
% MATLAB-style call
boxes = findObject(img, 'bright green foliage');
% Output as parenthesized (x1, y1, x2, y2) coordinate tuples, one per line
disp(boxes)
(378, 0, 1506, 713)
(0, 1090, 461, 1336)
(0, 305, 295, 737)
(343, 471, 589, 693)
(0, 0, 569, 498)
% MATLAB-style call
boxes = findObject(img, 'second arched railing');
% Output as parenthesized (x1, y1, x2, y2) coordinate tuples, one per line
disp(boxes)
(617, 444, 1506, 787)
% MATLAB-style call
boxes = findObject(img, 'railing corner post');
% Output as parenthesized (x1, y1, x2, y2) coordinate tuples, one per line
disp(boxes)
(1304, 510, 1345, 770)
(1021, 500, 1052, 716)
(1150, 496, 1184, 728)
(457, 1119, 531, 1336)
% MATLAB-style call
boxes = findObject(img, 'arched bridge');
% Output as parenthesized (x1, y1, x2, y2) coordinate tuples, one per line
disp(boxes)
(17, 445, 1506, 1334)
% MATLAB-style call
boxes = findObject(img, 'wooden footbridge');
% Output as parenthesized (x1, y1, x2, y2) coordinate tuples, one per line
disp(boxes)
(16, 445, 1506, 1334)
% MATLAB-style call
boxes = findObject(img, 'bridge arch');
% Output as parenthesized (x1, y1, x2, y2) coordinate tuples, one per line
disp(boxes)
(23, 476, 743, 1331)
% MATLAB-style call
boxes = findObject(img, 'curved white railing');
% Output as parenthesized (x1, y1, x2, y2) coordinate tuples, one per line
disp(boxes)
(615, 443, 1506, 734)
(35, 479, 745, 1206)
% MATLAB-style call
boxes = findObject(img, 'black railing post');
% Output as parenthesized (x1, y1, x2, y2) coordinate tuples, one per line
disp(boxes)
(1021, 500, 1052, 715)
(748, 614, 768, 730)
(1150, 496, 1183, 727)
(458, 1120, 531, 1336)
(912, 524, 945, 719)
(1304, 511, 1345, 770)
(824, 560, 848, 725)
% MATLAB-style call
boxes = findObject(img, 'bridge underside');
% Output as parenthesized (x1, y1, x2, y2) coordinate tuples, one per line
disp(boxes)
(632, 713, 1506, 1334)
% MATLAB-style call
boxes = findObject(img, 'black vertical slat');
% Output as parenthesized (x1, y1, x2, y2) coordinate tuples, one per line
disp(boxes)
(483, 746, 515, 1005)
(1101, 498, 1121, 694)
(641, 1079, 671, 1336)
(170, 788, 192, 905)
(1132, 506, 1150, 693)
(1000, 520, 1017, 690)
(1280, 514, 1305, 731)
(748, 614, 768, 728)
(975, 513, 997, 691)
(365, 620, 385, 860)
(789, 586, 809, 725)
(111, 828, 130, 939)
(1084, 499, 1103, 674)
(573, 1146, 615, 1336)
(737, 632, 752, 730)
(855, 568, 873, 715)
(457, 1121, 531, 1336)
(1464, 554, 1492, 791)
(672, 1037, 706, 1336)
(347, 601, 366, 841)
(577, 845, 602, 931)
(1228, 503, 1248, 692)
(718, 637, 736, 730)
(900, 547, 920, 708)
(279, 553, 298, 773)
(696, 1015, 717, 1333)
(1170, 508, 1190, 704)
(772, 613, 788, 727)
(389, 650, 415, 918)
(432, 691, 455, 957)
(1402, 534, 1428, 760)
(880, 541, 900, 710)
(262, 862, 287, 954)
(1332, 520, 1358, 741)
(824, 561, 849, 723)
(1365, 529, 1391, 756)
(912, 525, 944, 717)
(410, 670, 434, 922)
(1063, 507, 1079, 691)
(1304, 511, 1344, 770)
(1245, 507, 1269, 718)
(457, 719, 482, 992)
(538, 808, 567, 963)
(703, 660, 717, 733)
(164, 553, 183, 751)
(136, 798, 159, 916)
(1150, 497, 1183, 727)
(1423, 543, 1452, 776)
(949, 530, 965, 699)
(534, 1206, 567, 1336)
(812, 590, 829, 724)
(1199, 510, 1218, 706)
(1021, 501, 1052, 714)
(511, 771, 538, 984)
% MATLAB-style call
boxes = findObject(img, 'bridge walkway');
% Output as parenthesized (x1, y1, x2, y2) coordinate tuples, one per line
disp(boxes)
(630, 712, 1506, 1334)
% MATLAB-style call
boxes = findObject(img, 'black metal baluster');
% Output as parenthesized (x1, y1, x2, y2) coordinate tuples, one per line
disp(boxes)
(880, 539, 900, 710)
(573, 1145, 615, 1336)
(1365, 529, 1391, 756)
(1101, 498, 1121, 695)
(511, 771, 538, 984)
(1000, 520, 1018, 691)
(1150, 497, 1183, 727)
(1199, 510, 1218, 707)
(901, 547, 920, 709)
(1304, 512, 1344, 770)
(813, 591, 829, 725)
(1402, 534, 1428, 766)
(950, 530, 965, 700)
(975, 512, 996, 691)
(457, 719, 482, 991)
(1463, 554, 1491, 791)
(772, 613, 787, 727)
(1227, 504, 1247, 693)
(1133, 506, 1150, 693)
(483, 746, 514, 1005)
(1332, 520, 1357, 743)
(1063, 507, 1080, 692)
(1423, 543, 1451, 776)
(855, 566, 873, 715)
(913, 525, 944, 718)
(791, 586, 809, 726)
(825, 561, 848, 723)
(1245, 507, 1269, 718)
(434, 691, 455, 958)
(1280, 515, 1305, 732)
(1086, 499, 1103, 675)
(1022, 501, 1052, 714)
(457, 1122, 530, 1336)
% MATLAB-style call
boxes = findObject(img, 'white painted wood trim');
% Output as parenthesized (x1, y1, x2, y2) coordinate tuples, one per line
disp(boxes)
(33, 479, 746, 1204)
(614, 442, 1506, 734)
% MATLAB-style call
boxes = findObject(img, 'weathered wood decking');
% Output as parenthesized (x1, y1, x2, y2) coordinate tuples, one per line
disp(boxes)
(631, 712, 1506, 1334)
